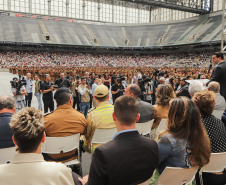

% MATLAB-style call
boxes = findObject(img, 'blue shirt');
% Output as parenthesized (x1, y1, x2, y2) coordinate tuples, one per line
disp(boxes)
(0, 112, 14, 148)
(92, 83, 98, 96)
(112, 129, 137, 139)
(25, 78, 33, 93)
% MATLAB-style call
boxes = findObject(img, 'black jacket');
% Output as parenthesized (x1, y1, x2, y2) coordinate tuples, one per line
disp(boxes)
(87, 131, 158, 185)
(207, 61, 226, 99)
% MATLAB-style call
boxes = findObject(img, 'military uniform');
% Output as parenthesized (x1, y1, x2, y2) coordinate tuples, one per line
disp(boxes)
(44, 104, 87, 162)
(85, 85, 116, 153)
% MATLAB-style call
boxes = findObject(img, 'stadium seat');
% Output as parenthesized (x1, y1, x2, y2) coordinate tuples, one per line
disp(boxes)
(155, 166, 199, 185)
(136, 120, 154, 136)
(157, 119, 167, 135)
(212, 110, 224, 120)
(42, 133, 81, 166)
(91, 128, 117, 154)
(0, 146, 17, 164)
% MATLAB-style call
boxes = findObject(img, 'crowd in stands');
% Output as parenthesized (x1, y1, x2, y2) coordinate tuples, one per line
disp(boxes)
(0, 52, 225, 185)
(0, 51, 211, 68)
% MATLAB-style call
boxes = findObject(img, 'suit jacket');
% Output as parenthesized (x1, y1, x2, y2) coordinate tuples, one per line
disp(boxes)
(0, 153, 74, 185)
(207, 61, 226, 99)
(137, 98, 153, 123)
(87, 130, 158, 185)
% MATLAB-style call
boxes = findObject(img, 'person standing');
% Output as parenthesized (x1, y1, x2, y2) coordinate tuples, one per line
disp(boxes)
(34, 74, 42, 111)
(206, 53, 226, 101)
(111, 78, 124, 104)
(103, 72, 111, 89)
(54, 73, 71, 89)
(40, 74, 55, 113)
(91, 77, 99, 108)
(78, 77, 91, 117)
(25, 73, 33, 107)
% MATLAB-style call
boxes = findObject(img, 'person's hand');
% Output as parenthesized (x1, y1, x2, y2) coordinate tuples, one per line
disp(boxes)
(143, 92, 146, 95)
(50, 86, 54, 90)
(78, 175, 89, 185)
(117, 89, 120, 93)
(203, 82, 206, 86)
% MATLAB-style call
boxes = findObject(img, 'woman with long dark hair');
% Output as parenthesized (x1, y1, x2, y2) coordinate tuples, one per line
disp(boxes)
(158, 97, 211, 174)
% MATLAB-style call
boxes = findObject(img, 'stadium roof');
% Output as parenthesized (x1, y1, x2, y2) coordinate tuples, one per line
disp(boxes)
(117, 0, 211, 14)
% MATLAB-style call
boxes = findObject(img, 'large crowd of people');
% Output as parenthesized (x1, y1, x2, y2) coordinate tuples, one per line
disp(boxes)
(0, 51, 225, 185)
(0, 51, 211, 68)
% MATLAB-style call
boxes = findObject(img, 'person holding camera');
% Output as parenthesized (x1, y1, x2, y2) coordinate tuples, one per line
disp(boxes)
(40, 74, 55, 113)
(25, 73, 33, 107)
(144, 79, 153, 104)
(11, 77, 27, 111)
(111, 78, 125, 104)
(55, 73, 71, 89)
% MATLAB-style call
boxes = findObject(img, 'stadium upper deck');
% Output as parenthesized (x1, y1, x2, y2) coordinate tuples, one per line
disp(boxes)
(0, 11, 223, 48)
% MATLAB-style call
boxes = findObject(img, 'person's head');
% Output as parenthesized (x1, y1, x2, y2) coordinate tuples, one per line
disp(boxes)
(60, 73, 65, 79)
(94, 85, 109, 103)
(186, 75, 191, 80)
(156, 84, 176, 107)
(92, 73, 95, 78)
(159, 77, 165, 84)
(105, 72, 108, 77)
(67, 72, 70, 77)
(115, 78, 120, 84)
(81, 77, 86, 85)
(192, 90, 216, 116)
(0, 95, 16, 113)
(44, 74, 50, 81)
(34, 75, 39, 81)
(208, 81, 220, 93)
(188, 82, 202, 97)
(212, 52, 224, 65)
(180, 77, 186, 85)
(125, 84, 141, 99)
(200, 74, 206, 79)
(10, 107, 45, 153)
(162, 97, 210, 167)
(26, 73, 31, 79)
(94, 77, 99, 84)
(85, 72, 89, 79)
(113, 96, 140, 130)
(54, 88, 73, 106)
(169, 77, 174, 85)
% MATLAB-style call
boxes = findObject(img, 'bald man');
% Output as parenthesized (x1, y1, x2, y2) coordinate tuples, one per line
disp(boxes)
(208, 81, 226, 112)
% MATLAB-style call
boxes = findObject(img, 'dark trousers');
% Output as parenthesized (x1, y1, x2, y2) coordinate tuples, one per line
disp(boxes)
(73, 96, 78, 109)
(43, 99, 54, 113)
(25, 93, 32, 107)
(202, 170, 226, 185)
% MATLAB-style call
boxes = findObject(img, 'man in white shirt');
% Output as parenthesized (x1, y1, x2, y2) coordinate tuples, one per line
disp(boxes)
(91, 77, 99, 108)
(25, 73, 33, 107)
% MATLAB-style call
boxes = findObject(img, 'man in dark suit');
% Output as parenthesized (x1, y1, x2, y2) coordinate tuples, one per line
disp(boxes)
(79, 96, 158, 185)
(206, 53, 226, 100)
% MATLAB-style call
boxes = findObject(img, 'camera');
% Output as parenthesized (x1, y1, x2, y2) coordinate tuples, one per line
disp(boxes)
(51, 82, 58, 89)
(10, 77, 27, 95)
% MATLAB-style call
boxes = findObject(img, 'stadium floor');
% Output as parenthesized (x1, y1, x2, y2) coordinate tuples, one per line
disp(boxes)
(0, 71, 92, 175)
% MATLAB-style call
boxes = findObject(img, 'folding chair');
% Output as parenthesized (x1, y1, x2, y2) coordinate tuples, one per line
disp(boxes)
(212, 110, 224, 120)
(157, 119, 167, 135)
(0, 146, 17, 164)
(155, 166, 199, 185)
(91, 128, 117, 154)
(136, 120, 154, 136)
(200, 152, 226, 185)
(42, 133, 81, 166)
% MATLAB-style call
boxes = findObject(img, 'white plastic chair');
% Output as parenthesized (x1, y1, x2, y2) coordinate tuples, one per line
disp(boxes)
(91, 128, 117, 154)
(202, 152, 226, 172)
(200, 152, 226, 185)
(212, 110, 224, 119)
(155, 166, 199, 185)
(136, 120, 154, 136)
(42, 133, 80, 166)
(157, 119, 167, 135)
(0, 146, 17, 164)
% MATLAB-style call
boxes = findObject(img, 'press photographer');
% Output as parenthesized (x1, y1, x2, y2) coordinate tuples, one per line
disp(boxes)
(111, 77, 125, 104)
(10, 77, 27, 111)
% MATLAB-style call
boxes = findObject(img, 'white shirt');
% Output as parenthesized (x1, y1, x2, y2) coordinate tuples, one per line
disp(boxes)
(11, 86, 25, 101)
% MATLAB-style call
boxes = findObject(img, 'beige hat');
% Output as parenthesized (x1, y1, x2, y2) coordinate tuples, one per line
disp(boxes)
(94, 85, 109, 97)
